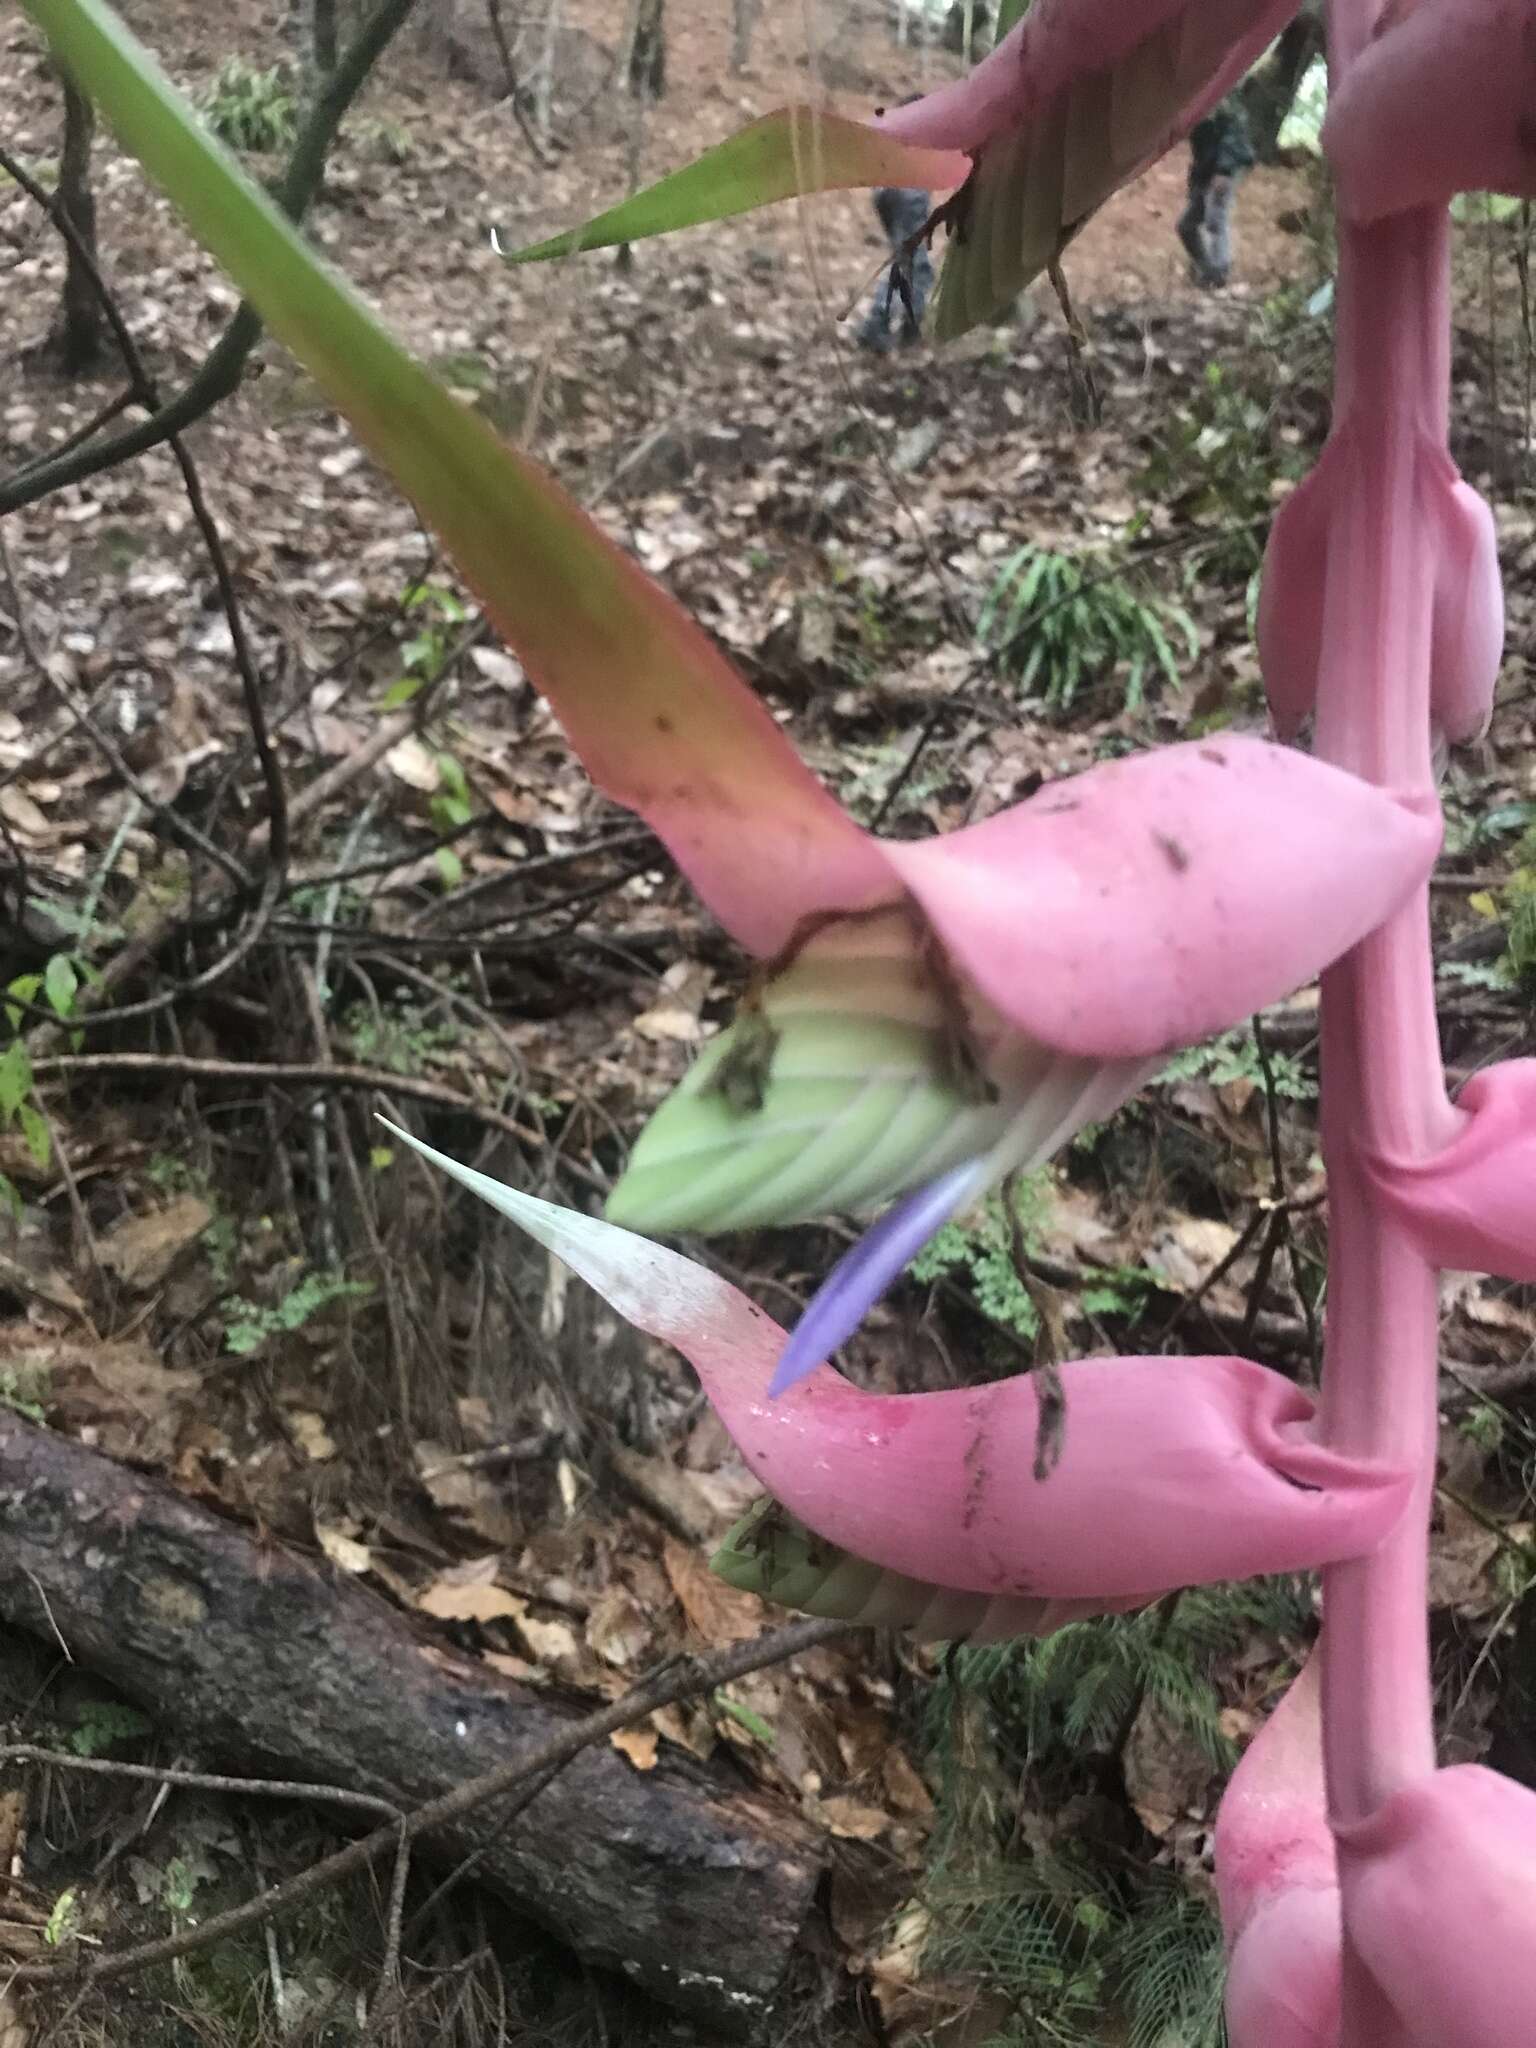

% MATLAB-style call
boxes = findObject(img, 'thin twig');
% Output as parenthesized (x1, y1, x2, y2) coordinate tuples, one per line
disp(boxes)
(30, 1052, 548, 1153)
(0, 1747, 403, 1820)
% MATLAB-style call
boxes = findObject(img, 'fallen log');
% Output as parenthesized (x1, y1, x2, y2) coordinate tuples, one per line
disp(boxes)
(0, 1412, 829, 2030)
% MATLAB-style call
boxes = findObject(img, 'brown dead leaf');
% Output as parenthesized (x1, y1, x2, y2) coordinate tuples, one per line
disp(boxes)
(480, 1649, 540, 1684)
(0, 1789, 25, 1871)
(1144, 1215, 1241, 1294)
(649, 1700, 715, 1761)
(613, 1445, 748, 1543)
(1124, 1700, 1217, 1840)
(881, 1746, 935, 1820)
(0, 786, 52, 841)
(514, 1607, 583, 1668)
(385, 734, 441, 792)
(414, 1439, 521, 1548)
(418, 1555, 522, 1623)
(288, 1410, 336, 1462)
(633, 961, 712, 1044)
(814, 1795, 891, 1841)
(316, 1523, 373, 1575)
(585, 1586, 653, 1668)
(97, 1196, 211, 1290)
(45, 1337, 198, 1463)
(1429, 1500, 1503, 1618)
(610, 1727, 659, 1771)
(663, 1534, 765, 1645)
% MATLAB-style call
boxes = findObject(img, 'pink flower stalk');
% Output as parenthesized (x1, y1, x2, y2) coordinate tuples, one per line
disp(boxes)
(1220, 1, 1536, 2041)
(421, 3, 1536, 2033)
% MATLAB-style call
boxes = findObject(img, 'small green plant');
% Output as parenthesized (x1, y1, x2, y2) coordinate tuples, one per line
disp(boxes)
(0, 1360, 50, 1422)
(1467, 824, 1536, 998)
(908, 1179, 1051, 1343)
(977, 546, 1198, 710)
(43, 1888, 79, 1948)
(67, 1698, 152, 1757)
(353, 114, 414, 164)
(1138, 362, 1310, 586)
(914, 1582, 1312, 2045)
(341, 995, 460, 1076)
(377, 582, 470, 713)
(428, 750, 476, 888)
(0, 953, 89, 1214)
(200, 59, 298, 153)
(220, 1269, 372, 1356)
(1158, 1025, 1317, 1102)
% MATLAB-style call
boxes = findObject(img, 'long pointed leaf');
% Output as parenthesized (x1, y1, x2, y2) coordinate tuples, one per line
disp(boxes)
(24, 0, 889, 956)
(499, 109, 968, 264)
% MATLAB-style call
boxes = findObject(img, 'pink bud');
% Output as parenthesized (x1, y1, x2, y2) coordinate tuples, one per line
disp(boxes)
(1339, 1765, 1536, 2048)
(1326, 0, 1536, 222)
(1367, 1060, 1536, 1282)
(1215, 1655, 1342, 2048)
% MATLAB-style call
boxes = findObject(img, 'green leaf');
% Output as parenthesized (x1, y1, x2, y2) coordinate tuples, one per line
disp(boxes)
(604, 909, 1009, 1233)
(433, 845, 464, 890)
(496, 108, 967, 265)
(714, 1691, 776, 1746)
(378, 673, 423, 709)
(0, 1174, 20, 1223)
(0, 1042, 30, 1122)
(17, 1104, 51, 1173)
(436, 752, 470, 805)
(44, 953, 77, 1019)
(5, 973, 42, 1033)
(712, 1497, 1050, 1643)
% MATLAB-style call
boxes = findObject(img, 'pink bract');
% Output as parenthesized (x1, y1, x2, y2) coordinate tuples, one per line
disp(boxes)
(1337, 1765, 1536, 2048)
(388, 1146, 1415, 1607)
(1367, 1060, 1536, 1282)
(1260, 435, 1502, 746)
(881, 737, 1437, 1059)
(1215, 1656, 1342, 2048)
(1325, 0, 1536, 222)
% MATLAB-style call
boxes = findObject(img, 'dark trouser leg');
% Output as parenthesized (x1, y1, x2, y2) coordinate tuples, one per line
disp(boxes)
(1177, 168, 1211, 281)
(1203, 172, 1238, 287)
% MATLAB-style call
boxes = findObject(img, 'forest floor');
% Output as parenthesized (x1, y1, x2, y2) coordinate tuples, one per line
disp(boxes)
(1, 2, 1535, 2045)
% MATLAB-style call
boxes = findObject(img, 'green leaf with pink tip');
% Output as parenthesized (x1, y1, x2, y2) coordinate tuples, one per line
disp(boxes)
(22, 0, 888, 959)
(380, 1122, 1414, 1606)
(497, 109, 969, 265)
(711, 1497, 1122, 1643)
(879, 0, 1305, 336)
(498, 0, 1308, 340)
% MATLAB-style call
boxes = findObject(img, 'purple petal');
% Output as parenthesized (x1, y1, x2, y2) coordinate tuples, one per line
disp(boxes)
(769, 1159, 986, 1398)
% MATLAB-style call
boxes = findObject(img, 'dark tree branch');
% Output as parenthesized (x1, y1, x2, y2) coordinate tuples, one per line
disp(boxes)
(0, 0, 419, 515)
